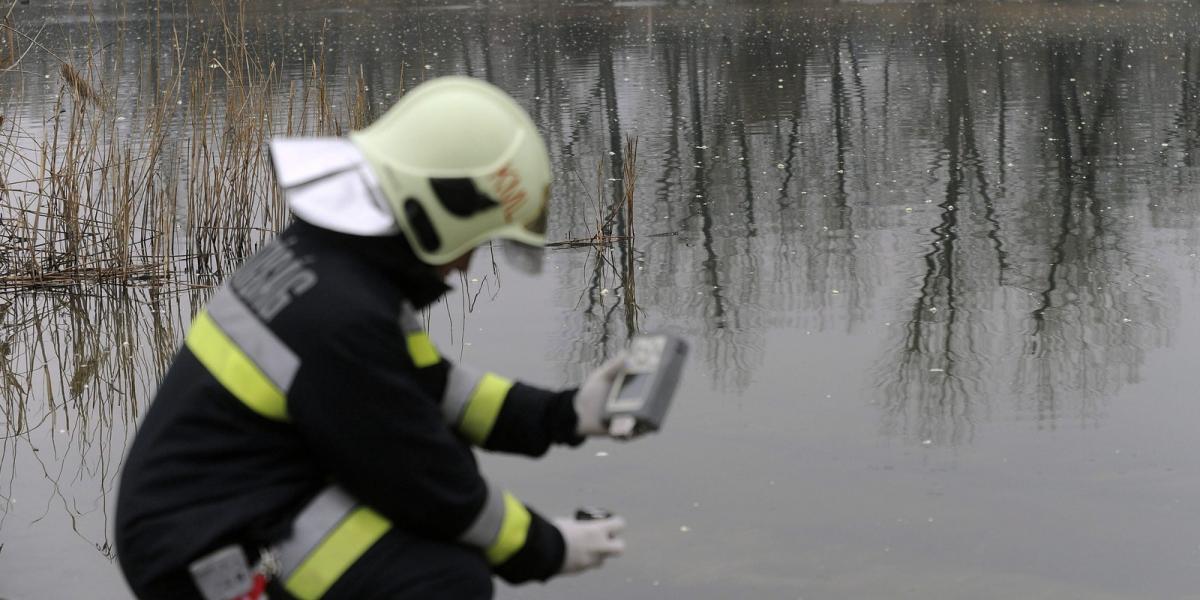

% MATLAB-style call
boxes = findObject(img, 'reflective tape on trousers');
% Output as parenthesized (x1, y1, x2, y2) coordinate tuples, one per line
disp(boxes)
(276, 486, 392, 600)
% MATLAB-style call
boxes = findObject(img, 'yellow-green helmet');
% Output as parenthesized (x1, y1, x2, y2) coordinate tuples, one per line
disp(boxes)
(349, 76, 551, 273)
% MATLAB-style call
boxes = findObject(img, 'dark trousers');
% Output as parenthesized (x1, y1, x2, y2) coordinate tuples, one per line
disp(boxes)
(136, 530, 494, 600)
(303, 528, 494, 599)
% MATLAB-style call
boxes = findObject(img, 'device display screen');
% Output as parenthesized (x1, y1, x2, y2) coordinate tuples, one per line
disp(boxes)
(616, 373, 649, 401)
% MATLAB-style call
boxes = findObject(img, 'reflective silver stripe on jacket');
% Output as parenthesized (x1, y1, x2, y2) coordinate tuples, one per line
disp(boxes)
(443, 364, 484, 425)
(398, 301, 422, 334)
(273, 487, 357, 578)
(207, 287, 300, 393)
(275, 483, 507, 570)
(457, 482, 506, 549)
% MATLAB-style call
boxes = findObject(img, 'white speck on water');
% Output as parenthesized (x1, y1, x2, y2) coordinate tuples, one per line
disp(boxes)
(929, 368, 944, 373)
(831, 289, 840, 295)
(600, 288, 609, 296)
(776, 163, 786, 169)
(904, 207, 913, 213)
(595, 451, 608, 457)
(922, 439, 933, 445)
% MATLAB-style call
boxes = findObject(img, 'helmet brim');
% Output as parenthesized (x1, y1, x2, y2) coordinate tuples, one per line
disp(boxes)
(271, 138, 400, 237)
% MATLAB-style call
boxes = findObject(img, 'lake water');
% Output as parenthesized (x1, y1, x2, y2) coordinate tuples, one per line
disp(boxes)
(2, 1, 1200, 598)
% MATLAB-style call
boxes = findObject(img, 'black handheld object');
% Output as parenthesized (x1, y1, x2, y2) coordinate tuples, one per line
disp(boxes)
(574, 507, 613, 521)
(602, 334, 689, 438)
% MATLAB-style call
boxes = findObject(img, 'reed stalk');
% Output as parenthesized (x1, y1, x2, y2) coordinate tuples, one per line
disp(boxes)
(0, 0, 377, 290)
(1, 16, 16, 69)
(547, 136, 639, 249)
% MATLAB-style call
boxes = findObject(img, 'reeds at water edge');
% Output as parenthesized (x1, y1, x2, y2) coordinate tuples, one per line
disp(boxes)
(0, 3, 372, 290)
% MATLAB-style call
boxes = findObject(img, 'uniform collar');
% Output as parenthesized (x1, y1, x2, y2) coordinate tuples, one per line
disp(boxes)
(290, 219, 450, 309)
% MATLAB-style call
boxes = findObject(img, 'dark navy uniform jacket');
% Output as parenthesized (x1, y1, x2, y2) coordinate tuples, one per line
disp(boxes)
(116, 219, 581, 598)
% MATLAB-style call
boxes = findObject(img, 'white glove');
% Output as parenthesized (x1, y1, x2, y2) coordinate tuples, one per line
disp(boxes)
(573, 353, 628, 437)
(552, 516, 627, 575)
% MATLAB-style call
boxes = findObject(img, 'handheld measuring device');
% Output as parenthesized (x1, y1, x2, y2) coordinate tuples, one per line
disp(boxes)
(603, 334, 689, 438)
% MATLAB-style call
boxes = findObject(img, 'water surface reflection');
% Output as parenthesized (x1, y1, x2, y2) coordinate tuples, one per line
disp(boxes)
(2, 1, 1200, 598)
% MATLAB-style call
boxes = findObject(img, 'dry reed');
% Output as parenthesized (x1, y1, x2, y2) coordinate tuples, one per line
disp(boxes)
(0, 3, 373, 290)
(1, 16, 15, 69)
(60, 63, 102, 109)
(548, 135, 639, 249)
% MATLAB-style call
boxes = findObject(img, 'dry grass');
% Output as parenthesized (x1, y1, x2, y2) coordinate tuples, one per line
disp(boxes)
(0, 2, 373, 289)
(0, 16, 15, 69)
(548, 135, 639, 249)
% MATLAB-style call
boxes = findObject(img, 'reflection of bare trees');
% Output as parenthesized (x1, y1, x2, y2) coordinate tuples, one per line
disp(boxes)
(1015, 39, 1173, 427)
(3, 0, 1196, 461)
(0, 286, 187, 556)
(879, 24, 987, 446)
(878, 25, 1180, 443)
(476, 7, 1196, 403)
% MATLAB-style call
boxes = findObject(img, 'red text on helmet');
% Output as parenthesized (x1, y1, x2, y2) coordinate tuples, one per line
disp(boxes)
(489, 164, 527, 222)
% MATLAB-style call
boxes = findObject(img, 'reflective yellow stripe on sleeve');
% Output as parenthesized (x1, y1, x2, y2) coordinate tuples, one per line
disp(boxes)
(458, 485, 532, 565)
(484, 492, 531, 565)
(399, 302, 440, 368)
(186, 310, 289, 422)
(406, 332, 440, 368)
(458, 373, 514, 445)
(284, 506, 393, 600)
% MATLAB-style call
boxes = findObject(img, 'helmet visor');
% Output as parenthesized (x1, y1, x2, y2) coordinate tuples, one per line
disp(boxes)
(522, 190, 548, 236)
(503, 239, 544, 274)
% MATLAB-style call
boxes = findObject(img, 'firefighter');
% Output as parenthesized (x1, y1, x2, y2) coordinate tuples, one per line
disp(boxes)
(116, 76, 628, 599)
